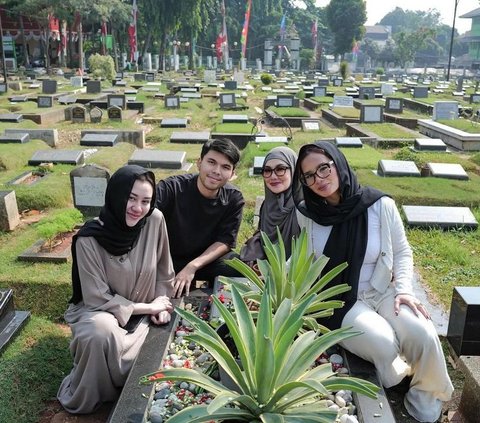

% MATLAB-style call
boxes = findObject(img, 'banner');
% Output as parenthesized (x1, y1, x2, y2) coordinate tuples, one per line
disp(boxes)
(128, 0, 138, 62)
(240, 0, 252, 59)
(101, 20, 107, 55)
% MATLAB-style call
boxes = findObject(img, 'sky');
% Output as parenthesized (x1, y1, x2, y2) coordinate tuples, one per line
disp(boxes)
(314, 0, 480, 34)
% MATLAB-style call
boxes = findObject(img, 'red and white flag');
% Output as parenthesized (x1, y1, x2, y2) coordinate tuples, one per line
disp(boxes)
(128, 0, 138, 62)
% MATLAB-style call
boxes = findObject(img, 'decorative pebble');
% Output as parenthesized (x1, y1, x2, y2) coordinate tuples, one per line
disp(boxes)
(329, 354, 343, 365)
(335, 395, 346, 408)
(172, 359, 185, 368)
(154, 388, 170, 399)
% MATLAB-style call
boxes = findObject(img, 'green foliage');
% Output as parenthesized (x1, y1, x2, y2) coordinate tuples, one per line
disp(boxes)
(340, 60, 349, 79)
(87, 53, 115, 80)
(376, 67, 385, 75)
(269, 106, 310, 117)
(35, 208, 83, 249)
(141, 285, 379, 422)
(260, 73, 273, 85)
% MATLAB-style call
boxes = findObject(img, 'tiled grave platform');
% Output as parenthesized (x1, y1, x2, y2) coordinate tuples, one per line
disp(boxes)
(160, 118, 188, 128)
(80, 133, 119, 147)
(169, 131, 210, 144)
(128, 149, 190, 170)
(0, 113, 23, 123)
(424, 163, 469, 180)
(402, 205, 478, 229)
(222, 114, 249, 123)
(336, 137, 363, 148)
(0, 133, 30, 143)
(254, 136, 289, 144)
(413, 138, 447, 152)
(0, 289, 30, 355)
(28, 150, 85, 166)
(377, 160, 420, 177)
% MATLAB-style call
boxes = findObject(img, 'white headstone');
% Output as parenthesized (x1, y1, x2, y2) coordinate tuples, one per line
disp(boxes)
(333, 96, 353, 108)
(381, 83, 394, 96)
(433, 101, 458, 121)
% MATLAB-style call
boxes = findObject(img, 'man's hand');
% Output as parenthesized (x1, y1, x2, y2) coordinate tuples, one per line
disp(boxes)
(394, 293, 431, 319)
(172, 264, 197, 298)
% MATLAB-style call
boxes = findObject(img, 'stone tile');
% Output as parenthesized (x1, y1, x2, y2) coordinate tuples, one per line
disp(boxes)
(414, 138, 447, 151)
(377, 160, 421, 177)
(128, 149, 189, 169)
(336, 137, 363, 148)
(0, 114, 23, 123)
(425, 163, 469, 180)
(169, 131, 210, 144)
(160, 118, 188, 128)
(0, 133, 29, 143)
(80, 133, 119, 147)
(402, 205, 478, 230)
(28, 150, 85, 166)
(222, 114, 248, 123)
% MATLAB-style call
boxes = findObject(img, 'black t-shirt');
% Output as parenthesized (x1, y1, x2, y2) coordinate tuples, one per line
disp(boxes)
(156, 174, 245, 262)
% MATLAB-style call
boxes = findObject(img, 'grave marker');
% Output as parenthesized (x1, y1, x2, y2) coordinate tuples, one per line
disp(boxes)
(0, 114, 23, 123)
(332, 95, 353, 108)
(204, 70, 216, 84)
(402, 205, 478, 230)
(164, 95, 180, 109)
(28, 150, 85, 166)
(222, 114, 248, 123)
(89, 106, 103, 123)
(86, 80, 101, 94)
(313, 86, 327, 97)
(385, 97, 403, 113)
(301, 120, 320, 131)
(128, 149, 188, 169)
(80, 133, 118, 147)
(333, 77, 343, 87)
(70, 76, 83, 88)
(377, 160, 420, 177)
(381, 83, 394, 96)
(413, 86, 428, 98)
(0, 133, 29, 143)
(276, 95, 294, 107)
(358, 86, 376, 99)
(219, 93, 236, 109)
(433, 101, 458, 121)
(37, 95, 53, 108)
(335, 137, 363, 148)
(470, 93, 480, 104)
(71, 105, 86, 123)
(425, 163, 469, 180)
(58, 95, 77, 105)
(253, 156, 265, 175)
(414, 138, 447, 152)
(107, 105, 123, 122)
(224, 80, 238, 90)
(107, 94, 126, 109)
(160, 118, 188, 128)
(360, 105, 383, 123)
(0, 190, 20, 231)
(169, 131, 210, 144)
(42, 80, 57, 94)
(70, 164, 110, 217)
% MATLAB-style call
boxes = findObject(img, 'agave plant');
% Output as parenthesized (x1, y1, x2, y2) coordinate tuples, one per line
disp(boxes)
(140, 285, 379, 422)
(220, 227, 351, 332)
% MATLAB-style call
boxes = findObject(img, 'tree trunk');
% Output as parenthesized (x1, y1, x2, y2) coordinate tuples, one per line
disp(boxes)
(18, 16, 30, 67)
(45, 25, 50, 74)
(78, 21, 84, 72)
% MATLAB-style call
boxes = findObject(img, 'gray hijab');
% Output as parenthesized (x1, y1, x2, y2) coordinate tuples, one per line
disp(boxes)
(241, 146, 300, 261)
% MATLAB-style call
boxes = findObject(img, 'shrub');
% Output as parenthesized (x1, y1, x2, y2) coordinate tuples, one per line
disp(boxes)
(260, 73, 273, 85)
(87, 54, 115, 80)
(35, 208, 83, 250)
(376, 67, 385, 75)
(340, 61, 349, 80)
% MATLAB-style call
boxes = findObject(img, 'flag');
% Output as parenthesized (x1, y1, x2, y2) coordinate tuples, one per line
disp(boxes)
(240, 0, 252, 59)
(101, 19, 107, 55)
(280, 14, 286, 36)
(128, 0, 138, 62)
(311, 19, 317, 47)
(216, 32, 226, 60)
(352, 40, 360, 62)
(220, 0, 229, 64)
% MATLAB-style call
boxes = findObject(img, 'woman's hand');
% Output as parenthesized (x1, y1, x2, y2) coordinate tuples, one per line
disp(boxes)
(133, 296, 173, 317)
(151, 310, 171, 325)
(394, 293, 431, 319)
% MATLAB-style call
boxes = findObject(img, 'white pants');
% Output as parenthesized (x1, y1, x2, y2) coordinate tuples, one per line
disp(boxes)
(340, 286, 454, 423)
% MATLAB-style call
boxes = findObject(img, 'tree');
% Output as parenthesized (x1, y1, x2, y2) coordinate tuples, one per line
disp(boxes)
(379, 7, 441, 34)
(326, 0, 366, 57)
(393, 27, 436, 69)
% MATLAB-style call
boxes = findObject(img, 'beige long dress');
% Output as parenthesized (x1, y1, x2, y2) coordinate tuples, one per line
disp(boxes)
(57, 209, 174, 414)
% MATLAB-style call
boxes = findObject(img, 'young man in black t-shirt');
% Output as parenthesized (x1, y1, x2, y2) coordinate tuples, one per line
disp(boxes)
(156, 138, 245, 297)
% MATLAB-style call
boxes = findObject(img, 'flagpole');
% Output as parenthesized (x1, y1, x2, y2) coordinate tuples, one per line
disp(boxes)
(221, 0, 229, 70)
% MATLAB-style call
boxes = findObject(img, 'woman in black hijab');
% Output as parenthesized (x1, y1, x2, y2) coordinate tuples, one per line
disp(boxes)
(293, 142, 452, 423)
(58, 165, 175, 414)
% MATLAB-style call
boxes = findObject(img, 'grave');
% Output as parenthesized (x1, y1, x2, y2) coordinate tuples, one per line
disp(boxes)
(107, 105, 123, 122)
(107, 94, 126, 109)
(169, 131, 210, 144)
(413, 86, 428, 99)
(470, 93, 480, 104)
(433, 101, 458, 121)
(89, 106, 103, 123)
(164, 95, 180, 109)
(332, 77, 343, 87)
(360, 105, 383, 123)
(219, 93, 236, 109)
(301, 120, 320, 131)
(224, 80, 238, 90)
(160, 118, 188, 128)
(0, 114, 23, 123)
(333, 95, 353, 108)
(42, 79, 57, 94)
(80, 133, 119, 147)
(413, 138, 447, 152)
(70, 164, 110, 217)
(4, 128, 58, 147)
(0, 190, 20, 231)
(313, 86, 327, 97)
(253, 156, 265, 175)
(402, 205, 478, 229)
(128, 149, 190, 170)
(358, 86, 376, 100)
(381, 83, 395, 96)
(222, 114, 248, 123)
(71, 105, 86, 123)
(0, 132, 29, 144)
(58, 95, 77, 105)
(254, 136, 289, 144)
(70, 76, 83, 88)
(377, 160, 421, 177)
(457, 355, 480, 422)
(134, 73, 146, 81)
(318, 77, 329, 86)
(28, 150, 85, 166)
(424, 163, 469, 180)
(385, 98, 403, 114)
(9, 95, 29, 102)
(335, 137, 363, 148)
(276, 95, 294, 107)
(37, 95, 53, 108)
(0, 289, 30, 355)
(86, 80, 101, 94)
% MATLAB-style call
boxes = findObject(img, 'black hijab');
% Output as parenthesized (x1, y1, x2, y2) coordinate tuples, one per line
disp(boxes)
(293, 141, 386, 329)
(70, 165, 156, 304)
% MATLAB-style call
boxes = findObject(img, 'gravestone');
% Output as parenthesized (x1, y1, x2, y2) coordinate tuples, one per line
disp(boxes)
(276, 95, 294, 107)
(128, 149, 188, 169)
(332, 77, 343, 87)
(70, 76, 83, 88)
(222, 114, 248, 123)
(0, 288, 30, 355)
(80, 133, 118, 147)
(402, 205, 478, 230)
(160, 118, 188, 128)
(395, 76, 404, 83)
(89, 106, 103, 123)
(377, 160, 420, 177)
(164, 95, 180, 109)
(318, 77, 329, 86)
(70, 164, 110, 217)
(385, 97, 403, 113)
(0, 114, 23, 123)
(233, 71, 245, 84)
(447, 287, 480, 356)
(134, 73, 146, 81)
(0, 83, 6, 93)
(425, 163, 469, 180)
(470, 93, 480, 104)
(107, 105, 123, 122)
(10, 95, 28, 102)
(381, 83, 394, 96)
(433, 101, 458, 121)
(413, 86, 428, 98)
(332, 95, 353, 108)
(58, 95, 77, 105)
(107, 94, 126, 110)
(224, 80, 238, 90)
(358, 86, 376, 100)
(219, 93, 236, 109)
(313, 86, 327, 97)
(169, 131, 210, 144)
(253, 156, 265, 175)
(0, 190, 20, 231)
(42, 79, 57, 94)
(301, 120, 320, 131)
(145, 73, 155, 82)
(414, 138, 447, 152)
(360, 105, 383, 123)
(37, 95, 53, 108)
(71, 105, 86, 123)
(0, 133, 29, 144)
(28, 150, 85, 166)
(204, 70, 216, 84)
(86, 80, 101, 94)
(335, 137, 363, 148)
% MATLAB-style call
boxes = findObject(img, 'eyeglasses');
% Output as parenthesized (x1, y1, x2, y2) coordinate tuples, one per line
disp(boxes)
(261, 165, 290, 178)
(300, 161, 335, 186)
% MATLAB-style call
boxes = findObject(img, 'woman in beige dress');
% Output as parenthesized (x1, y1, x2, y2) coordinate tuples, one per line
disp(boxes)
(58, 165, 175, 414)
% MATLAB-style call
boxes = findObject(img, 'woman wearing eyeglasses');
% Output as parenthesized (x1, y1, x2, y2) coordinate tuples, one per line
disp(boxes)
(240, 146, 300, 263)
(292, 141, 452, 423)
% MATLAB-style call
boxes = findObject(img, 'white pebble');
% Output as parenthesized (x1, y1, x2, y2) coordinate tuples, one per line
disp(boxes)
(335, 395, 346, 408)
(329, 353, 343, 365)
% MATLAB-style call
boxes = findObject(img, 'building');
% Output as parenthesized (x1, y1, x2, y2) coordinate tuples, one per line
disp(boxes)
(459, 8, 480, 68)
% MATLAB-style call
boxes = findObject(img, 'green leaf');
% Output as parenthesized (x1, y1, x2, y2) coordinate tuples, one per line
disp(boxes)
(163, 404, 255, 423)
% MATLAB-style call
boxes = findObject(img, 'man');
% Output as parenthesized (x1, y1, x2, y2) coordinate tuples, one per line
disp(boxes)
(156, 138, 245, 297)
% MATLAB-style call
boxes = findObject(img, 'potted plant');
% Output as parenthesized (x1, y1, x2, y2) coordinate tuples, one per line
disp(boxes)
(220, 228, 351, 333)
(141, 286, 379, 422)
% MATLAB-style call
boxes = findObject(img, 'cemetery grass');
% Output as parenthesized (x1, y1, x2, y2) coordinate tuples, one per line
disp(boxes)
(438, 119, 480, 134)
(331, 107, 360, 118)
(360, 123, 418, 139)
(268, 106, 310, 117)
